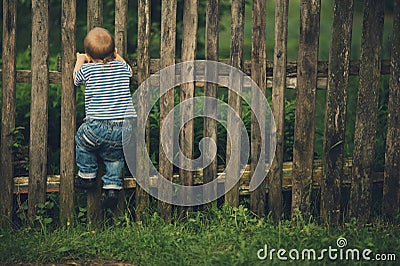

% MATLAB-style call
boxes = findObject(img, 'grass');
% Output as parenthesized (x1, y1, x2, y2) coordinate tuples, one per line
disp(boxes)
(1, 204, 399, 265)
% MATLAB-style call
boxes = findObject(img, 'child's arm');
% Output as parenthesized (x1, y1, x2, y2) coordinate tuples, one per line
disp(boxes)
(114, 51, 132, 77)
(115, 52, 126, 62)
(73, 53, 88, 79)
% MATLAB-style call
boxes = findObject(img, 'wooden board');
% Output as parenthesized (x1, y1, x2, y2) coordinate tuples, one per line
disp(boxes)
(59, 0, 76, 226)
(321, 0, 354, 225)
(292, 0, 320, 217)
(268, 0, 289, 222)
(28, 0, 50, 222)
(0, 0, 17, 224)
(350, 0, 384, 223)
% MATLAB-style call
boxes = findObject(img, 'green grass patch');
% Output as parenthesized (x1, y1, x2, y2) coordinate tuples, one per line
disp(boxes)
(1, 205, 399, 265)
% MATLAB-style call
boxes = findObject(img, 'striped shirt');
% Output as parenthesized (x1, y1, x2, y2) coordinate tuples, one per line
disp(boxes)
(74, 60, 136, 120)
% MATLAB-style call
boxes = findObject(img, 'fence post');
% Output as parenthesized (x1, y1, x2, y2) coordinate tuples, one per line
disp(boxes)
(268, 0, 289, 223)
(158, 0, 177, 222)
(135, 0, 151, 222)
(28, 0, 49, 223)
(203, 0, 219, 209)
(249, 0, 267, 217)
(321, 0, 354, 225)
(115, 0, 128, 57)
(114, 0, 128, 217)
(382, 0, 400, 221)
(179, 0, 198, 214)
(0, 0, 17, 225)
(86, 0, 104, 225)
(59, 0, 76, 226)
(225, 0, 245, 207)
(350, 0, 384, 224)
(291, 0, 320, 217)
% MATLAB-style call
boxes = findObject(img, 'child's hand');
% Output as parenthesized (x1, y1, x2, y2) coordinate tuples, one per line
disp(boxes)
(76, 53, 88, 63)
(74, 53, 89, 77)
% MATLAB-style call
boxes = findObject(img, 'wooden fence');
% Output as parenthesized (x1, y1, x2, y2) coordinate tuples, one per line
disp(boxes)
(1, 0, 399, 226)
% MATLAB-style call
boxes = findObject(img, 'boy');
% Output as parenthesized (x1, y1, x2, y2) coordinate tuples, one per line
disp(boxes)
(73, 27, 135, 208)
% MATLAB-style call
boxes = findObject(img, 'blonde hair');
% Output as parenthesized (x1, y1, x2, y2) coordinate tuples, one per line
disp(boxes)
(84, 27, 115, 63)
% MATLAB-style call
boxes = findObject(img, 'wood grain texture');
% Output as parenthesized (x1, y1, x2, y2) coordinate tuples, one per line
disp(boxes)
(350, 0, 384, 223)
(203, 0, 219, 208)
(225, 0, 245, 207)
(115, 0, 128, 57)
(179, 0, 198, 213)
(382, 0, 400, 221)
(0, 0, 17, 224)
(249, 0, 267, 217)
(158, 0, 177, 221)
(291, 0, 320, 217)
(321, 0, 353, 225)
(28, 0, 49, 222)
(135, 0, 151, 222)
(86, 0, 103, 226)
(268, 0, 288, 223)
(59, 0, 76, 226)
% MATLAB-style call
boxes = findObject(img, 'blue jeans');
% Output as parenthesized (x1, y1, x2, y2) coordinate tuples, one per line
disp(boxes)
(75, 119, 130, 190)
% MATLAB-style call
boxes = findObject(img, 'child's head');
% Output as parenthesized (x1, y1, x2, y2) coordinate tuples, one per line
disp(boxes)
(84, 27, 115, 63)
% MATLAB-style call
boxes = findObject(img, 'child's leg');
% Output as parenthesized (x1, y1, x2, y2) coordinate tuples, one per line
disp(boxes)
(76, 144, 98, 179)
(100, 149, 124, 190)
(75, 123, 99, 180)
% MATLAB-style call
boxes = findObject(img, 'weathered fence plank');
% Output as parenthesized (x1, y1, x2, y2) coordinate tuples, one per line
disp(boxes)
(350, 0, 384, 223)
(87, 0, 103, 30)
(115, 0, 128, 57)
(113, 0, 129, 216)
(382, 0, 400, 221)
(59, 0, 76, 226)
(292, 0, 320, 217)
(249, 0, 267, 217)
(203, 0, 219, 208)
(179, 0, 198, 212)
(225, 0, 245, 207)
(86, 0, 104, 225)
(135, 0, 151, 222)
(158, 0, 177, 221)
(268, 0, 289, 222)
(321, 0, 354, 225)
(0, 0, 17, 224)
(28, 0, 50, 222)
